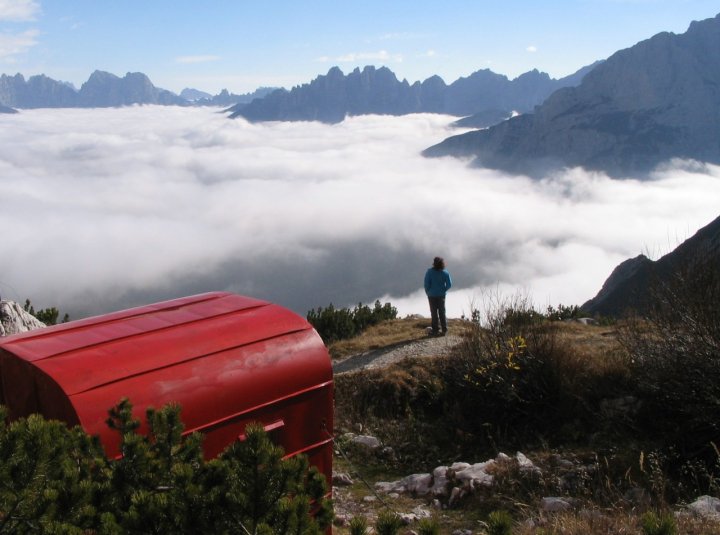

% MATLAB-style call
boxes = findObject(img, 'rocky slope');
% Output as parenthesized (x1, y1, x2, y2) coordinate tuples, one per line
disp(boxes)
(582, 213, 720, 316)
(424, 13, 720, 177)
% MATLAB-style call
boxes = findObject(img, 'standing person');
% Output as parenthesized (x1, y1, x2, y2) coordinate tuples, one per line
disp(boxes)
(424, 256, 452, 336)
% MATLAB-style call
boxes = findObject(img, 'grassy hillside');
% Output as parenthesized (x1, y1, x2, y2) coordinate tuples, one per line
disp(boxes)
(331, 295, 720, 534)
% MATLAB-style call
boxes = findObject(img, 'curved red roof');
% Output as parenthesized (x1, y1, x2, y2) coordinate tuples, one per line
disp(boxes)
(0, 292, 333, 463)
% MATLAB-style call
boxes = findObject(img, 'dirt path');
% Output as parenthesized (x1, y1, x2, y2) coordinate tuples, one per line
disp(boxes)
(332, 331, 463, 374)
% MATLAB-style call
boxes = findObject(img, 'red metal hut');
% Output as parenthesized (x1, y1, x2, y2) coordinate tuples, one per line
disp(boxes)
(0, 292, 333, 480)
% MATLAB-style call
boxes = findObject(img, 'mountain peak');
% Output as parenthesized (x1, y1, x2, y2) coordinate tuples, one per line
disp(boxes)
(424, 12, 720, 177)
(230, 63, 590, 124)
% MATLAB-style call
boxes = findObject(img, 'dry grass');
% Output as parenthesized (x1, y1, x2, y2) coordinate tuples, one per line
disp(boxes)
(331, 318, 720, 534)
(554, 321, 629, 376)
(510, 509, 720, 534)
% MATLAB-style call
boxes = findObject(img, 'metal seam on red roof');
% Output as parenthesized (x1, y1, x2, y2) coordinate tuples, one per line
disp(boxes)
(66, 326, 314, 396)
(23, 302, 271, 363)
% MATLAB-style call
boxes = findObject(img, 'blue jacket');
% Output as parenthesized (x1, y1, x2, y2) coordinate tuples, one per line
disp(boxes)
(424, 268, 452, 297)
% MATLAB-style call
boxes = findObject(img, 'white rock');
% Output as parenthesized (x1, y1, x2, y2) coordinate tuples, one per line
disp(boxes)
(454, 461, 495, 488)
(448, 486, 464, 506)
(687, 495, 720, 520)
(375, 480, 405, 493)
(0, 300, 45, 337)
(431, 465, 449, 496)
(412, 506, 431, 519)
(450, 462, 471, 472)
(541, 497, 572, 512)
(402, 473, 433, 495)
(332, 472, 354, 486)
(351, 434, 381, 450)
(517, 452, 542, 475)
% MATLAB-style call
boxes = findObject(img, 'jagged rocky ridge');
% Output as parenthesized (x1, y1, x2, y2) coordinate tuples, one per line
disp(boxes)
(229, 64, 598, 124)
(0, 70, 185, 108)
(0, 71, 274, 109)
(424, 13, 720, 177)
(582, 213, 720, 317)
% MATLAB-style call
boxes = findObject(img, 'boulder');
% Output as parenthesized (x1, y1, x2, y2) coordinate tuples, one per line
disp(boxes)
(687, 495, 720, 520)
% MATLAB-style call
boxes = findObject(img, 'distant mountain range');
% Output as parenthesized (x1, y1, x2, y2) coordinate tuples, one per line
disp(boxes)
(0, 70, 275, 109)
(0, 71, 185, 108)
(181, 87, 276, 107)
(424, 13, 720, 177)
(582, 213, 720, 317)
(228, 64, 598, 124)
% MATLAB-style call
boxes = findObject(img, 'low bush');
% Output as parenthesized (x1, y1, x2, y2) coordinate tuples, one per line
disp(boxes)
(440, 292, 627, 449)
(620, 255, 720, 463)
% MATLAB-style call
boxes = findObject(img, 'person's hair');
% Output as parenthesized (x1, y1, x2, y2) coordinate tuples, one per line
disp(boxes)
(433, 256, 445, 270)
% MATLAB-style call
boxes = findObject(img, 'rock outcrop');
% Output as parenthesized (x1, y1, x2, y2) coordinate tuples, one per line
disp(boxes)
(0, 300, 45, 336)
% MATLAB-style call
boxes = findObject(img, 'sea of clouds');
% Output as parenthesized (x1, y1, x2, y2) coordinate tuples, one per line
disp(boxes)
(1, 106, 719, 321)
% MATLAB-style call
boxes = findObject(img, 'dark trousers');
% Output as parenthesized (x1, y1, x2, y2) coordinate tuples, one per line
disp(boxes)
(428, 296, 447, 333)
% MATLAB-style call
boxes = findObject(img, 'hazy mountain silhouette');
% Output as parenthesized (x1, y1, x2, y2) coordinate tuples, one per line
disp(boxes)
(180, 88, 213, 101)
(190, 87, 277, 107)
(0, 71, 189, 108)
(424, 13, 720, 177)
(228, 64, 597, 124)
(0, 73, 79, 108)
(582, 213, 720, 317)
(77, 71, 186, 107)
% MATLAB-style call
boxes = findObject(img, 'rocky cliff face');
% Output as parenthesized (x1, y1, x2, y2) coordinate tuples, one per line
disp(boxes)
(582, 213, 720, 316)
(78, 70, 186, 107)
(424, 13, 720, 177)
(0, 73, 78, 108)
(229, 64, 596, 124)
(0, 300, 46, 337)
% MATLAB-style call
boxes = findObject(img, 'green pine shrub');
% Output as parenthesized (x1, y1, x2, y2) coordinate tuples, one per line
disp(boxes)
(0, 400, 332, 534)
(307, 300, 397, 343)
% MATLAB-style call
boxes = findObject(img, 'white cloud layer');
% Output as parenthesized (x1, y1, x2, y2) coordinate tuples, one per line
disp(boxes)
(0, 0, 40, 22)
(0, 29, 39, 61)
(318, 50, 404, 64)
(1, 107, 718, 321)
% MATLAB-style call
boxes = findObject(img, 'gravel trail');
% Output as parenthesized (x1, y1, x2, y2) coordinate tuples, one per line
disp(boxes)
(332, 332, 463, 374)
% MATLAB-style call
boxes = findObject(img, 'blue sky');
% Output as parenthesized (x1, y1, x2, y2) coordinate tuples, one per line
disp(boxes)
(1, 0, 719, 94)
